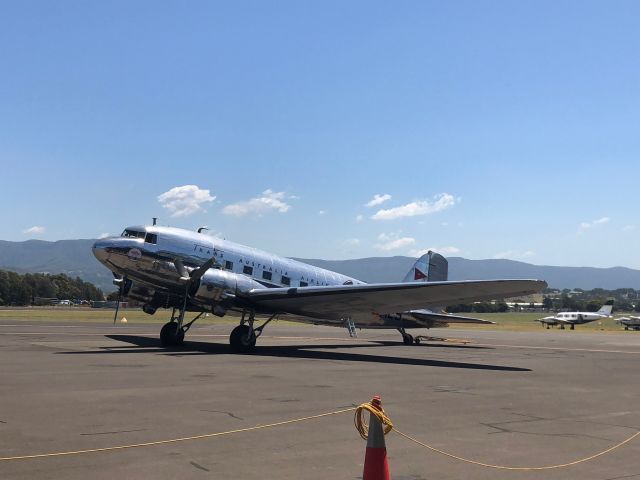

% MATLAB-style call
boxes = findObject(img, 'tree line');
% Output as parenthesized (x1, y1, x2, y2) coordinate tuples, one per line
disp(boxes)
(447, 287, 640, 313)
(0, 269, 104, 306)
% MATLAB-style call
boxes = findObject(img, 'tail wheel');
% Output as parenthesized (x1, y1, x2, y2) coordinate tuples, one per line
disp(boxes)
(402, 333, 414, 345)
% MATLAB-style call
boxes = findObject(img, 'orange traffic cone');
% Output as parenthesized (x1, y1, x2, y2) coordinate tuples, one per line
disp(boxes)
(363, 395, 391, 480)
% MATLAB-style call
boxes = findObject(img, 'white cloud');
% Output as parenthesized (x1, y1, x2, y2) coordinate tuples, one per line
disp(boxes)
(355, 214, 364, 222)
(222, 189, 291, 217)
(318, 210, 327, 216)
(622, 224, 636, 232)
(23, 226, 45, 235)
(158, 185, 215, 217)
(493, 250, 535, 260)
(579, 216, 610, 232)
(374, 233, 416, 251)
(371, 193, 457, 220)
(365, 193, 392, 208)
(410, 246, 460, 257)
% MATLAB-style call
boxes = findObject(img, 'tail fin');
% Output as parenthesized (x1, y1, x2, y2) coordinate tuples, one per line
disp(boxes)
(402, 251, 448, 283)
(597, 304, 613, 315)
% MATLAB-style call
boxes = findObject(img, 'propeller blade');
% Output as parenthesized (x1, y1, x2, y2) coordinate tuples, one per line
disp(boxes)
(190, 256, 216, 282)
(113, 284, 122, 325)
(174, 258, 190, 281)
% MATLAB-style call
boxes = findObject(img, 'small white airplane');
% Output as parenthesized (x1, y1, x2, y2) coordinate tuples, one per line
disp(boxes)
(537, 304, 613, 330)
(615, 315, 640, 331)
(92, 224, 547, 352)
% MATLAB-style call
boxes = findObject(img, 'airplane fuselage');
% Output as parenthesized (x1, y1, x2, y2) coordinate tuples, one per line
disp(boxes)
(92, 225, 419, 328)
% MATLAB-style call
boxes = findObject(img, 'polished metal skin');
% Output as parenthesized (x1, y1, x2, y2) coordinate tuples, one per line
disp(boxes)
(93, 225, 547, 336)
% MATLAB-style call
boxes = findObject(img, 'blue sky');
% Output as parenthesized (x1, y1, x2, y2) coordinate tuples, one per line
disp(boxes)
(1, 1, 639, 268)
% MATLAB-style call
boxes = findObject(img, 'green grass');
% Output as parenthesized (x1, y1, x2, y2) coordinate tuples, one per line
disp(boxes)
(0, 307, 238, 324)
(0, 308, 631, 333)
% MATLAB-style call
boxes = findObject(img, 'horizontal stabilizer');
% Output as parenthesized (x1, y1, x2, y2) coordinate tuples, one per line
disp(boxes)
(410, 309, 495, 325)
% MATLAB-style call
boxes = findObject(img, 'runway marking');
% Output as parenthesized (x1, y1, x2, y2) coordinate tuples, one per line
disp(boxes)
(4, 330, 640, 353)
(473, 342, 640, 355)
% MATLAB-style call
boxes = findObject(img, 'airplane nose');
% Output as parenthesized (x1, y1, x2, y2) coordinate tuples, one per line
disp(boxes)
(92, 239, 111, 263)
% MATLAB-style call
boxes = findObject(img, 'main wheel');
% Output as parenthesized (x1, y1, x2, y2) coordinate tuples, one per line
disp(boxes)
(230, 325, 256, 353)
(402, 333, 414, 345)
(160, 322, 184, 347)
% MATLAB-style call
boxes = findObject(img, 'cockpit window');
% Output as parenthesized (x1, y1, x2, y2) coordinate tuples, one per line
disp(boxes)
(144, 233, 157, 244)
(121, 229, 146, 239)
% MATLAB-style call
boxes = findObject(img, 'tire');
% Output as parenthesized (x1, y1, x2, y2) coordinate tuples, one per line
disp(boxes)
(414, 337, 421, 345)
(160, 322, 183, 347)
(402, 334, 413, 346)
(230, 325, 256, 353)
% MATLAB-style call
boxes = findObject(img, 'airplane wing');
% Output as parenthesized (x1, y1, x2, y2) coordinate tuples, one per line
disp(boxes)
(246, 279, 546, 321)
(553, 317, 573, 324)
(536, 317, 554, 323)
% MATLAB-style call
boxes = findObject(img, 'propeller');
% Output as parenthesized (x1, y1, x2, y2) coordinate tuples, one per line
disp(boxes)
(112, 276, 124, 325)
(174, 256, 218, 309)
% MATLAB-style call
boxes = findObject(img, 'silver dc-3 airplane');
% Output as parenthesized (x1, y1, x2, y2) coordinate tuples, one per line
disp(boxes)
(92, 224, 547, 352)
(536, 304, 613, 330)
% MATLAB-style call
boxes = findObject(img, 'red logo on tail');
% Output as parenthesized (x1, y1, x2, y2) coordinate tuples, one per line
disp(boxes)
(414, 268, 427, 280)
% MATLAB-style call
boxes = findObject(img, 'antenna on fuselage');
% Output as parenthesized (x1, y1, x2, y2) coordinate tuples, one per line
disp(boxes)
(197, 226, 208, 233)
(152, 217, 157, 226)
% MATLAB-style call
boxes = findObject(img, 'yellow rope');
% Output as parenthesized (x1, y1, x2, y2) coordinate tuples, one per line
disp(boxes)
(353, 401, 393, 440)
(393, 428, 640, 471)
(3, 399, 639, 471)
(355, 400, 640, 471)
(0, 407, 356, 462)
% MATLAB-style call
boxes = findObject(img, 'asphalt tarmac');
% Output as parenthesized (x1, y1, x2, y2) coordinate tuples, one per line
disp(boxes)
(1, 319, 639, 479)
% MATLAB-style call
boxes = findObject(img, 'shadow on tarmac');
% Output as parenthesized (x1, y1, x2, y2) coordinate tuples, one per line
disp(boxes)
(57, 334, 530, 372)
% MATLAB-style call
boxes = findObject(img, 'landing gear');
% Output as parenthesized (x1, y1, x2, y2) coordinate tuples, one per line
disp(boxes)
(159, 307, 203, 348)
(570, 324, 575, 330)
(398, 328, 415, 346)
(160, 321, 184, 347)
(229, 324, 256, 353)
(229, 311, 277, 353)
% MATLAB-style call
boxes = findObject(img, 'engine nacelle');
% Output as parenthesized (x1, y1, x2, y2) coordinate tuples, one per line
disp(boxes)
(192, 269, 265, 313)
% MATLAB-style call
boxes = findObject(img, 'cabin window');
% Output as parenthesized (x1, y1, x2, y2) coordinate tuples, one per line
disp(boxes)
(144, 233, 157, 244)
(225, 261, 234, 270)
(262, 271, 272, 281)
(281, 275, 290, 286)
(300, 281, 308, 287)
(243, 266, 253, 275)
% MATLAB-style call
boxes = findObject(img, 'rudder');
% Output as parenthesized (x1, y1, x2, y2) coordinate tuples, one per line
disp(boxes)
(402, 251, 448, 283)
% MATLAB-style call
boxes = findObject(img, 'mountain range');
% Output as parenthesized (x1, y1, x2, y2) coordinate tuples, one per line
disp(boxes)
(1, 239, 639, 292)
